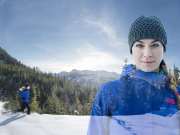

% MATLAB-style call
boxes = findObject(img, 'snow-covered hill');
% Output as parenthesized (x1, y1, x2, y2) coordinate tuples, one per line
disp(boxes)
(0, 113, 89, 135)
(1, 102, 180, 135)
(0, 102, 89, 135)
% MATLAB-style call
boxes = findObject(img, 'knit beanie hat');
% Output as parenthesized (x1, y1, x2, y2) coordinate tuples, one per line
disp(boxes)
(128, 16, 167, 53)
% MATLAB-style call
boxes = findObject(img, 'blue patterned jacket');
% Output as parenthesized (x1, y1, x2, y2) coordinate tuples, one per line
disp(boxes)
(91, 64, 180, 116)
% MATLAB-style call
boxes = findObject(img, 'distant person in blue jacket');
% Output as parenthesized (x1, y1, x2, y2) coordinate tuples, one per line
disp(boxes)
(18, 83, 31, 114)
(88, 16, 180, 134)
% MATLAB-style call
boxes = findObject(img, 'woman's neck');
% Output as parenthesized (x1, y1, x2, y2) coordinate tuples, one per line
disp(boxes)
(134, 65, 160, 73)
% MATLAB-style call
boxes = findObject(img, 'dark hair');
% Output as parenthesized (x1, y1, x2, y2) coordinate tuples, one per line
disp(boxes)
(25, 83, 29, 88)
(159, 60, 168, 75)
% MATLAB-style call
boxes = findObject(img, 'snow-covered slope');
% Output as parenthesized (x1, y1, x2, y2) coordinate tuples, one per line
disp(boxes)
(0, 102, 89, 135)
(0, 113, 89, 135)
(0, 102, 180, 135)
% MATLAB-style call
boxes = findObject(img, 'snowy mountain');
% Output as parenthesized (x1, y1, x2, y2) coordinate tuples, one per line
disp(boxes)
(57, 69, 119, 88)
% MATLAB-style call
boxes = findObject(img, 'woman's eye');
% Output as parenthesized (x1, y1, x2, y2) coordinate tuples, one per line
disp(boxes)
(151, 43, 160, 48)
(135, 44, 144, 48)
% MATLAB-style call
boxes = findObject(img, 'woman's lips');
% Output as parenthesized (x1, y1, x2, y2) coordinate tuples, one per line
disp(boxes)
(142, 61, 155, 64)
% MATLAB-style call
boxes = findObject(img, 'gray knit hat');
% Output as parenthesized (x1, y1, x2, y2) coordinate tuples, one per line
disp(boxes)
(128, 16, 167, 53)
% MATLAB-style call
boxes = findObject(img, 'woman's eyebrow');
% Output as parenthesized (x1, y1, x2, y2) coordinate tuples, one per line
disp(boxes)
(150, 40, 159, 44)
(137, 39, 159, 44)
(136, 40, 144, 43)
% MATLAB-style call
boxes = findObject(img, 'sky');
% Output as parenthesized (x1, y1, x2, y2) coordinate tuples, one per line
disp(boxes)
(0, 0, 180, 73)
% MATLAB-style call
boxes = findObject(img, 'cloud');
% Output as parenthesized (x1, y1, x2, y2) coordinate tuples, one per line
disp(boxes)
(83, 17, 124, 47)
(24, 43, 124, 73)
(74, 43, 122, 72)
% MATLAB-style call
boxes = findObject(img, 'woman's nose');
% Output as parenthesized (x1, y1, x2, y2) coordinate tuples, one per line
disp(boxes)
(143, 48, 153, 58)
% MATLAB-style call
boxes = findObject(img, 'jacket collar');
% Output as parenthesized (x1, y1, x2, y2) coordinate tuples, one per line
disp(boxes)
(120, 64, 168, 89)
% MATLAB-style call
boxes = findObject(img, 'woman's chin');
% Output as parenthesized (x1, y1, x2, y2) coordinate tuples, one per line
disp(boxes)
(136, 64, 158, 72)
(141, 69, 154, 72)
(140, 67, 158, 72)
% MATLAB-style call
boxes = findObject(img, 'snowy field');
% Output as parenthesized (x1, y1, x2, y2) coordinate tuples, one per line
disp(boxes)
(0, 102, 180, 135)
(0, 102, 89, 135)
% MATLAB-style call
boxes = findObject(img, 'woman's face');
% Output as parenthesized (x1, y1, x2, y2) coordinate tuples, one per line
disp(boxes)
(132, 39, 164, 72)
